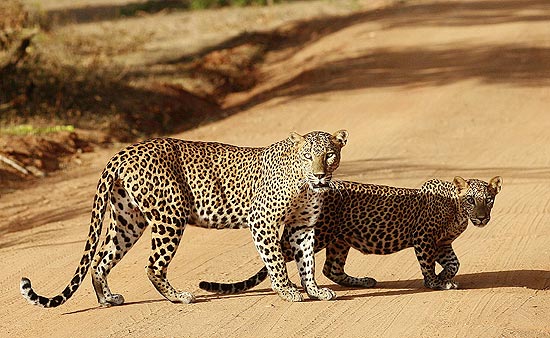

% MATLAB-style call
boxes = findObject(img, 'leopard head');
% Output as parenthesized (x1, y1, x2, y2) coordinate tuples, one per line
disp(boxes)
(289, 130, 348, 191)
(454, 176, 502, 227)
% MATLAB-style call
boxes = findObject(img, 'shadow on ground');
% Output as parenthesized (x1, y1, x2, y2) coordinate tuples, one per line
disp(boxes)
(45, 0, 550, 29)
(196, 269, 550, 302)
(55, 268, 548, 314)
(4, 0, 549, 183)
(45, 0, 195, 25)
(144, 0, 550, 112)
(25, 0, 550, 136)
(337, 269, 550, 299)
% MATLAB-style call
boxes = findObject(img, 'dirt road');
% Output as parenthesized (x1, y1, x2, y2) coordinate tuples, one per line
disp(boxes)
(1, 0, 549, 337)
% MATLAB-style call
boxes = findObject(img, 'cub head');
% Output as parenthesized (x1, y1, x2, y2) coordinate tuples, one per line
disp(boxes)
(453, 176, 502, 227)
(289, 130, 348, 190)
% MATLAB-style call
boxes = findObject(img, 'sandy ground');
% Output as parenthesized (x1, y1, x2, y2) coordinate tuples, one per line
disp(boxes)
(1, 0, 550, 337)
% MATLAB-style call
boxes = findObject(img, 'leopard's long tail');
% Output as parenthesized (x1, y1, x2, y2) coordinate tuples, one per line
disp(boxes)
(20, 169, 114, 308)
(199, 266, 269, 294)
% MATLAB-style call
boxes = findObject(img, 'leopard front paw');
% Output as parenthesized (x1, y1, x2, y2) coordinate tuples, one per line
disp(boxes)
(275, 286, 303, 302)
(308, 287, 336, 301)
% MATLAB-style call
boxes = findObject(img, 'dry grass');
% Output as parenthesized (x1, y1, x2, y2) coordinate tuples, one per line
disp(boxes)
(0, 1, 277, 140)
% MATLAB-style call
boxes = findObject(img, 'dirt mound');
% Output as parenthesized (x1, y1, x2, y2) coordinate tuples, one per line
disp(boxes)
(0, 131, 102, 190)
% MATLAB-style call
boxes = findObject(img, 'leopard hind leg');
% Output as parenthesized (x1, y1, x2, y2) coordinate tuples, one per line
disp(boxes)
(91, 183, 147, 306)
(323, 240, 377, 288)
(137, 180, 195, 304)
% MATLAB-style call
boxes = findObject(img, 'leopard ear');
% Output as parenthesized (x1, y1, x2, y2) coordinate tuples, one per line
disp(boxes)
(289, 131, 305, 145)
(489, 176, 502, 194)
(332, 129, 348, 147)
(453, 176, 469, 195)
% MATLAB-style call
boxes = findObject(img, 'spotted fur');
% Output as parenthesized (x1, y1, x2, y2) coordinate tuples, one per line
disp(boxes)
(20, 130, 348, 307)
(199, 176, 502, 293)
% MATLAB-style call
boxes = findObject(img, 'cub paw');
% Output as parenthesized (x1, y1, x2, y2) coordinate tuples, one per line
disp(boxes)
(424, 278, 458, 290)
(441, 280, 458, 290)
(356, 277, 377, 288)
(423, 278, 442, 290)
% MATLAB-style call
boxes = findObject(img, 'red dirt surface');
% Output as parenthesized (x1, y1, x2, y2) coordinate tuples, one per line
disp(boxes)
(1, 0, 549, 337)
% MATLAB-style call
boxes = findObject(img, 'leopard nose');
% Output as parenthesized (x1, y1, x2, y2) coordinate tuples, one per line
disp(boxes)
(476, 215, 490, 224)
(314, 173, 326, 179)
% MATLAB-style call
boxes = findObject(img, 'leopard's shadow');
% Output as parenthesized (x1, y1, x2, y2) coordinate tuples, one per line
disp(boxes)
(329, 269, 550, 299)
(199, 269, 549, 301)
(63, 269, 549, 313)
(62, 297, 210, 315)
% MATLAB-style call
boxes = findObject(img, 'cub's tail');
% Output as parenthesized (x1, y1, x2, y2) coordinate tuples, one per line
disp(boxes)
(199, 266, 269, 294)
(20, 170, 113, 308)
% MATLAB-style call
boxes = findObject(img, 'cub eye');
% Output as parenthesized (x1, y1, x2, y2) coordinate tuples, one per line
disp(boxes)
(326, 152, 336, 160)
(466, 196, 475, 204)
(486, 197, 494, 204)
(304, 153, 313, 160)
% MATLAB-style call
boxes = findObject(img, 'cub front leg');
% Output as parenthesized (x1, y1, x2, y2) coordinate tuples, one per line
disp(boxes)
(250, 221, 303, 302)
(413, 237, 452, 290)
(435, 244, 460, 289)
(289, 226, 336, 300)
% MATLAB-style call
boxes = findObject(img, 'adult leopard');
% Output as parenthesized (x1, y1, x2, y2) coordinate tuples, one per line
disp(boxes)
(20, 130, 348, 307)
(199, 176, 502, 293)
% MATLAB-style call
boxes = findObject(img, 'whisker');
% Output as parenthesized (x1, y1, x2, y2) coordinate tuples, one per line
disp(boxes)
(338, 181, 351, 200)
(331, 180, 345, 201)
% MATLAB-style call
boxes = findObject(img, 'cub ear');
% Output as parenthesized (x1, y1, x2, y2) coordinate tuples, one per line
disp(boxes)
(489, 176, 502, 194)
(289, 131, 305, 145)
(453, 176, 469, 195)
(332, 129, 349, 147)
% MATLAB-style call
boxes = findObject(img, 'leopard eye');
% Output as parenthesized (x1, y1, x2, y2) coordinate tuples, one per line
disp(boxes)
(466, 196, 475, 204)
(304, 153, 313, 160)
